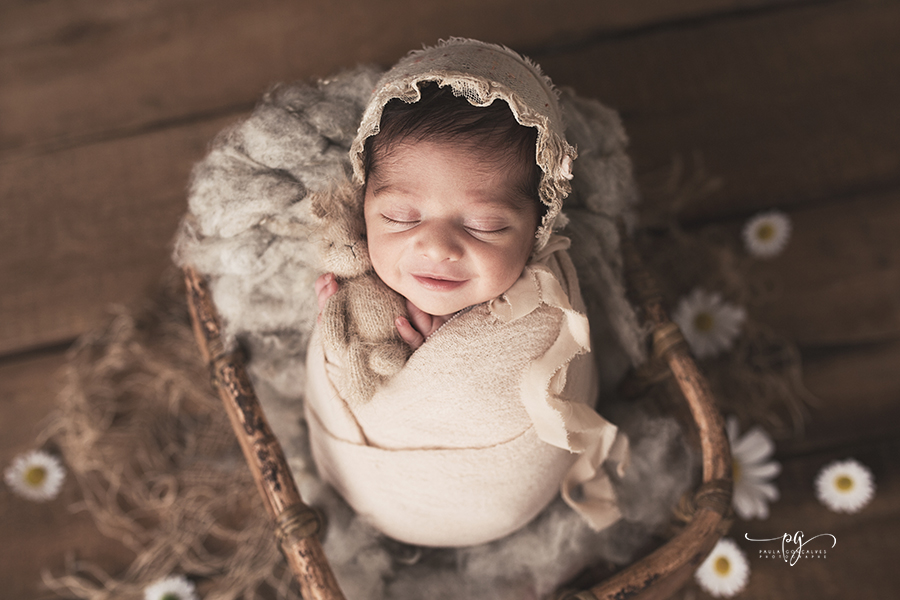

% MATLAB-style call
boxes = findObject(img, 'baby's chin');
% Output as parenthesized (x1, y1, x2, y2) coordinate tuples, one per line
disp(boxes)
(400, 276, 518, 318)
(407, 296, 473, 318)
(402, 287, 494, 319)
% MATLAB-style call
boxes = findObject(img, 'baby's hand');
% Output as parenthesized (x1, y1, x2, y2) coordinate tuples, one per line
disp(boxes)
(315, 273, 339, 319)
(395, 300, 449, 350)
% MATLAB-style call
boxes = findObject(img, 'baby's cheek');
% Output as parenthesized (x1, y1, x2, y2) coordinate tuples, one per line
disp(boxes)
(366, 234, 388, 273)
(482, 254, 525, 296)
(368, 239, 403, 290)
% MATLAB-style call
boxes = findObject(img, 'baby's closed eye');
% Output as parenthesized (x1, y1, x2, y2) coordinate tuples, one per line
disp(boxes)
(463, 219, 512, 238)
(465, 222, 509, 233)
(381, 214, 419, 227)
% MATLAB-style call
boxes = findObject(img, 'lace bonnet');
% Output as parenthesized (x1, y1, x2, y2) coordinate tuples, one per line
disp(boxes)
(349, 38, 577, 252)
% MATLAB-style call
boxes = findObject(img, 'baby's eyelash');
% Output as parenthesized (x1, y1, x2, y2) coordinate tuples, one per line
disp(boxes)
(381, 215, 417, 225)
(379, 215, 508, 237)
(466, 225, 509, 236)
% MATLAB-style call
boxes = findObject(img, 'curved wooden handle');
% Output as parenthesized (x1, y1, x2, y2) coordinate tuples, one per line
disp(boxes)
(183, 267, 346, 600)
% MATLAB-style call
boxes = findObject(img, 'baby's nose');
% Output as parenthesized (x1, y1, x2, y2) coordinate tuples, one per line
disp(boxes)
(417, 224, 463, 262)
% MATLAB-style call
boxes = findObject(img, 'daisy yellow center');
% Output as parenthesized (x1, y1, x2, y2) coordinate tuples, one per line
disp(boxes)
(714, 556, 731, 576)
(755, 222, 776, 241)
(25, 466, 47, 487)
(835, 475, 854, 491)
(732, 460, 741, 483)
(694, 312, 715, 332)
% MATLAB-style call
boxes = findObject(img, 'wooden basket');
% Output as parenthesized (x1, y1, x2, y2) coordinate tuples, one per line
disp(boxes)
(182, 234, 733, 600)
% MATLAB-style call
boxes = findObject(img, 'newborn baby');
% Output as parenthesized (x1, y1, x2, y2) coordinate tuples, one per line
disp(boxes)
(305, 39, 627, 547)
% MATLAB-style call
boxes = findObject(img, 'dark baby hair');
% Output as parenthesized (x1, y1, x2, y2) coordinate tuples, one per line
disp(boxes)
(363, 82, 542, 204)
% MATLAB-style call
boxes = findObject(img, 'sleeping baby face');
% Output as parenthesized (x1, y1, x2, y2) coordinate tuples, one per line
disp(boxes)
(364, 140, 540, 317)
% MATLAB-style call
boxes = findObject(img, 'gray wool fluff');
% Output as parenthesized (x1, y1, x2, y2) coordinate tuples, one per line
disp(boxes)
(172, 65, 694, 599)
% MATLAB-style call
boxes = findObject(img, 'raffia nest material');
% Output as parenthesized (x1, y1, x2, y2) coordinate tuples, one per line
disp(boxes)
(41, 271, 698, 600)
(42, 275, 297, 600)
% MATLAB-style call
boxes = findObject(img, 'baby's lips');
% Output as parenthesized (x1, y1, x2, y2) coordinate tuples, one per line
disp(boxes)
(412, 272, 463, 282)
(408, 267, 466, 281)
(412, 275, 467, 292)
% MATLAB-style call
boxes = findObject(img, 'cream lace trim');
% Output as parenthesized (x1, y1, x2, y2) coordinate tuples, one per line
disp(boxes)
(349, 38, 577, 252)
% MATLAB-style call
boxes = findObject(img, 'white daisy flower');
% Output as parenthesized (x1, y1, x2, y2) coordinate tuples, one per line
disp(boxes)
(742, 210, 791, 258)
(815, 459, 875, 513)
(672, 289, 746, 359)
(727, 417, 781, 519)
(4, 450, 66, 502)
(695, 538, 750, 597)
(144, 575, 199, 600)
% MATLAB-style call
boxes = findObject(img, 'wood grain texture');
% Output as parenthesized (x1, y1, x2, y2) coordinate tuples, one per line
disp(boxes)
(783, 340, 900, 455)
(0, 350, 133, 599)
(0, 0, 806, 158)
(0, 116, 235, 355)
(536, 0, 900, 222)
(2, 1, 895, 355)
(744, 190, 900, 347)
(730, 435, 900, 600)
(631, 190, 900, 356)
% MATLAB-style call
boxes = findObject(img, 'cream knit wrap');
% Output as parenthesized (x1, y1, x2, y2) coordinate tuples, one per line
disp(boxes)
(301, 39, 631, 547)
(307, 235, 627, 546)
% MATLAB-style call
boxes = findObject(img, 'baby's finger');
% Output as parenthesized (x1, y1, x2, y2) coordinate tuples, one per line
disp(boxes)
(315, 272, 333, 296)
(315, 273, 338, 311)
(395, 316, 425, 350)
(406, 301, 435, 339)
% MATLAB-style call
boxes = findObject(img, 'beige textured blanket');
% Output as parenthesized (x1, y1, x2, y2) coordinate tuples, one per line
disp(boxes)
(306, 236, 628, 547)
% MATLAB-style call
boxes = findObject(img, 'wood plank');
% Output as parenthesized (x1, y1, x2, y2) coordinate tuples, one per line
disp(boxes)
(0, 351, 69, 468)
(730, 190, 900, 347)
(786, 340, 900, 455)
(633, 192, 900, 450)
(3, 1, 897, 354)
(743, 190, 900, 347)
(0, 116, 235, 355)
(536, 0, 900, 222)
(639, 189, 900, 350)
(688, 435, 900, 599)
(0, 0, 809, 158)
(0, 349, 133, 598)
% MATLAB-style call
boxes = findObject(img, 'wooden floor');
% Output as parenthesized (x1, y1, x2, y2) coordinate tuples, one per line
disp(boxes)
(2, 0, 899, 598)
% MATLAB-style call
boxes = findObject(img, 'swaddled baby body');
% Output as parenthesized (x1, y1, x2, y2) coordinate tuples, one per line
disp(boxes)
(305, 40, 627, 547)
